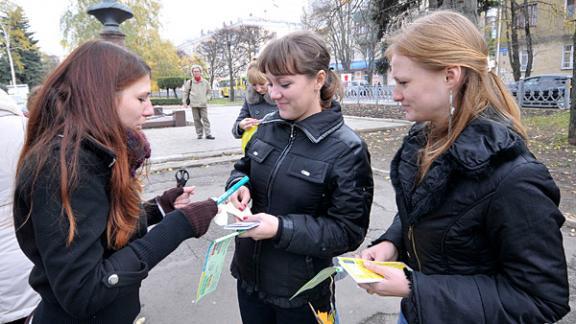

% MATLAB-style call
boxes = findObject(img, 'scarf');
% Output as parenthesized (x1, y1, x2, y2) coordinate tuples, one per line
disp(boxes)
(126, 128, 151, 177)
(194, 76, 202, 82)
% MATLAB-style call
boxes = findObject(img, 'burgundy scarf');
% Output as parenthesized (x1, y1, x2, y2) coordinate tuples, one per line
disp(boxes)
(126, 128, 151, 177)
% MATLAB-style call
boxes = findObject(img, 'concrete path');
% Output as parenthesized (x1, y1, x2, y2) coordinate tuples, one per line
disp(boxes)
(143, 105, 410, 171)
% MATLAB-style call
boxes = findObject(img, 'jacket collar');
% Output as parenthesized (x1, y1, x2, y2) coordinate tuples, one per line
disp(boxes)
(261, 100, 344, 144)
(391, 112, 526, 223)
(81, 136, 117, 168)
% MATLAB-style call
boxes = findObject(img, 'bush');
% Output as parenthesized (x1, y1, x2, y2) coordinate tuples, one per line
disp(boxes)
(157, 77, 186, 98)
(151, 98, 182, 106)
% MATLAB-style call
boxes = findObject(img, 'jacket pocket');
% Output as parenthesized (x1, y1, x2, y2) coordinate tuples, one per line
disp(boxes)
(246, 139, 274, 164)
(287, 157, 329, 184)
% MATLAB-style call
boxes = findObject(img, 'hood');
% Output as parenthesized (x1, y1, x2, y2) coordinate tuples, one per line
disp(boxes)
(245, 85, 276, 106)
(0, 89, 22, 117)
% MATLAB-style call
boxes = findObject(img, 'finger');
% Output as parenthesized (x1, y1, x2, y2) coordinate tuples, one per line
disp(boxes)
(359, 249, 374, 261)
(182, 186, 196, 194)
(363, 262, 389, 277)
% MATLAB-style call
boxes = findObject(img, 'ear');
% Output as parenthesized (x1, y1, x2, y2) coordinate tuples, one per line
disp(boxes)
(315, 70, 327, 91)
(444, 66, 462, 89)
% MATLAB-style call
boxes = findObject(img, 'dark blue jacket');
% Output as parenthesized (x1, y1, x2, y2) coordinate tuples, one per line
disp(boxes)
(231, 85, 277, 139)
(376, 112, 569, 323)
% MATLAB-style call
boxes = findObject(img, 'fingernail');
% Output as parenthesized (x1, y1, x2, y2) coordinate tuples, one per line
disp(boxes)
(239, 206, 244, 211)
(243, 216, 248, 220)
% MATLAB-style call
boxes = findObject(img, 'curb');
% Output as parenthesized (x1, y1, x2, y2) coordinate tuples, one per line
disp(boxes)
(564, 216, 576, 229)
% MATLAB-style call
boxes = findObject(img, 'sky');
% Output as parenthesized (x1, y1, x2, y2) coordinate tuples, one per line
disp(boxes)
(11, 0, 309, 57)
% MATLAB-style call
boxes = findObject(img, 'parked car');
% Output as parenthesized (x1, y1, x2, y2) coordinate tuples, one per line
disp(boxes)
(509, 74, 571, 108)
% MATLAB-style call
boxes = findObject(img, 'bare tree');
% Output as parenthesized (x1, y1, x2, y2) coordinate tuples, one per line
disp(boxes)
(213, 25, 249, 101)
(303, 0, 361, 72)
(196, 39, 226, 90)
(355, 2, 381, 83)
(238, 24, 273, 61)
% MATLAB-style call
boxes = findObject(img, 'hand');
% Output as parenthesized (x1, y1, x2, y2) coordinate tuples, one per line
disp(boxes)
(230, 186, 251, 211)
(238, 213, 278, 240)
(359, 241, 398, 262)
(173, 186, 196, 209)
(239, 118, 259, 130)
(358, 262, 411, 298)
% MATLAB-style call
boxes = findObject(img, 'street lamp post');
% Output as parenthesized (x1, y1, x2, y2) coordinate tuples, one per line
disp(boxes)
(0, 20, 17, 87)
(87, 0, 133, 46)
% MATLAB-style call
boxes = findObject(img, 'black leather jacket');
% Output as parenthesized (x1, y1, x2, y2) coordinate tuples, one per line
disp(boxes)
(226, 102, 374, 308)
(376, 113, 570, 323)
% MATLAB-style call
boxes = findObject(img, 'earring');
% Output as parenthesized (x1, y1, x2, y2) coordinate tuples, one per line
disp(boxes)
(448, 90, 455, 136)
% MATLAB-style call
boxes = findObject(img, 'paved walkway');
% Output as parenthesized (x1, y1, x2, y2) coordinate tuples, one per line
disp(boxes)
(143, 105, 411, 171)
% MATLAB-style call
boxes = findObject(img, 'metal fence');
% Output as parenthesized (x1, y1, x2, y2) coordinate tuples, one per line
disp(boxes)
(341, 85, 398, 105)
(511, 81, 570, 109)
(340, 83, 571, 109)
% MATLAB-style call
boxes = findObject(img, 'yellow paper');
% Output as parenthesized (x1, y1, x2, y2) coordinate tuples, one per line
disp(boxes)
(336, 257, 407, 283)
(241, 126, 257, 153)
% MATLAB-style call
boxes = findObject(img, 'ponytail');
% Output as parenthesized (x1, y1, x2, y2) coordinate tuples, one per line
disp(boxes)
(320, 69, 343, 108)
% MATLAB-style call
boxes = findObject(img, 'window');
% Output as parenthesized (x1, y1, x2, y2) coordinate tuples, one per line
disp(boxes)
(514, 3, 538, 27)
(562, 44, 573, 70)
(520, 50, 529, 72)
(567, 0, 576, 19)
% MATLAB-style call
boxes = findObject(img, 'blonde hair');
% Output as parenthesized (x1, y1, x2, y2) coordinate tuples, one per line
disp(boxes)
(258, 31, 342, 108)
(385, 10, 527, 180)
(247, 59, 267, 85)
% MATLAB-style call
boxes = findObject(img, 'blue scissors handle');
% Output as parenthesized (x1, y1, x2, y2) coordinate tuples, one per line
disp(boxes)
(175, 169, 189, 188)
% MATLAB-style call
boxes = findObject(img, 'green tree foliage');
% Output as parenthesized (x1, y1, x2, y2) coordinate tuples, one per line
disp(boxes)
(157, 76, 185, 98)
(61, 0, 182, 83)
(0, 4, 44, 87)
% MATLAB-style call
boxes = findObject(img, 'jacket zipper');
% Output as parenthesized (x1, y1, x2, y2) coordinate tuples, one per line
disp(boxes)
(265, 124, 296, 208)
(408, 225, 422, 271)
(255, 124, 295, 288)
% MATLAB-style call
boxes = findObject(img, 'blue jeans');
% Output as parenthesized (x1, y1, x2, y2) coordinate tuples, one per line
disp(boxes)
(397, 310, 408, 324)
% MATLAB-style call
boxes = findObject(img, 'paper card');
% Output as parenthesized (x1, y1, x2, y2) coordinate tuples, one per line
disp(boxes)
(336, 257, 408, 283)
(290, 266, 341, 300)
(195, 231, 239, 301)
(213, 202, 252, 226)
(223, 222, 259, 231)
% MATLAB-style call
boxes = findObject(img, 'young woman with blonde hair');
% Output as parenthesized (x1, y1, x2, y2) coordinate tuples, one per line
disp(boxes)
(359, 10, 569, 324)
(231, 59, 277, 139)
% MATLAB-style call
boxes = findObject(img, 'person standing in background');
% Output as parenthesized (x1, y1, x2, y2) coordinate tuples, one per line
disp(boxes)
(0, 90, 40, 324)
(183, 65, 214, 139)
(231, 59, 277, 139)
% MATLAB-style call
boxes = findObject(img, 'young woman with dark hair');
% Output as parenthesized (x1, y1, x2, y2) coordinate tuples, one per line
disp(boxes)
(226, 31, 374, 323)
(13, 40, 218, 323)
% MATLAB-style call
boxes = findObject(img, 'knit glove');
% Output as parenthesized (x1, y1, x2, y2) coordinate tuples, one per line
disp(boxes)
(178, 199, 218, 237)
(156, 187, 185, 214)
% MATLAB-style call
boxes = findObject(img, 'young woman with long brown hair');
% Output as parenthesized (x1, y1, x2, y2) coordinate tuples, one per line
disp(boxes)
(358, 11, 569, 324)
(13, 40, 218, 323)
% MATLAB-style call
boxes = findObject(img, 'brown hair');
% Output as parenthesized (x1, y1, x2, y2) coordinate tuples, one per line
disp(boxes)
(247, 59, 267, 85)
(258, 31, 342, 108)
(17, 40, 151, 249)
(385, 10, 527, 180)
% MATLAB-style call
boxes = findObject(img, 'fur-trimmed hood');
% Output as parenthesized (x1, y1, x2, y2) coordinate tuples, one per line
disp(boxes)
(245, 85, 276, 106)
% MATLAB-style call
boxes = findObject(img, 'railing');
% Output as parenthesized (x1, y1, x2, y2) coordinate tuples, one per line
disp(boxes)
(511, 82, 570, 109)
(342, 85, 398, 105)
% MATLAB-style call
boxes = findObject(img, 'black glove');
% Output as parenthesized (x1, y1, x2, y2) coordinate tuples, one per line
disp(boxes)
(179, 199, 218, 237)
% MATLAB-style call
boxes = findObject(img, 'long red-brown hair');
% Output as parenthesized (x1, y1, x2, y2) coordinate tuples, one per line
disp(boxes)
(17, 40, 151, 249)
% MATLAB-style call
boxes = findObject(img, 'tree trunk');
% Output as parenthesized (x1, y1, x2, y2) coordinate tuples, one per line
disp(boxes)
(506, 0, 522, 81)
(569, 24, 576, 145)
(522, 0, 533, 78)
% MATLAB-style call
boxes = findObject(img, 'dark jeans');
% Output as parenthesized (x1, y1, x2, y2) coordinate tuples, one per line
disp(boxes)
(237, 282, 332, 324)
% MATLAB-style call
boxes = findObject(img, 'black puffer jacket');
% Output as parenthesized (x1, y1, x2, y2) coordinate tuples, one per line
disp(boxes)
(375, 113, 570, 323)
(226, 102, 373, 308)
(231, 85, 277, 139)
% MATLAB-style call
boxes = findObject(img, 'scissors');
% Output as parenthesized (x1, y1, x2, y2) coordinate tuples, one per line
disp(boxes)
(175, 169, 189, 188)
